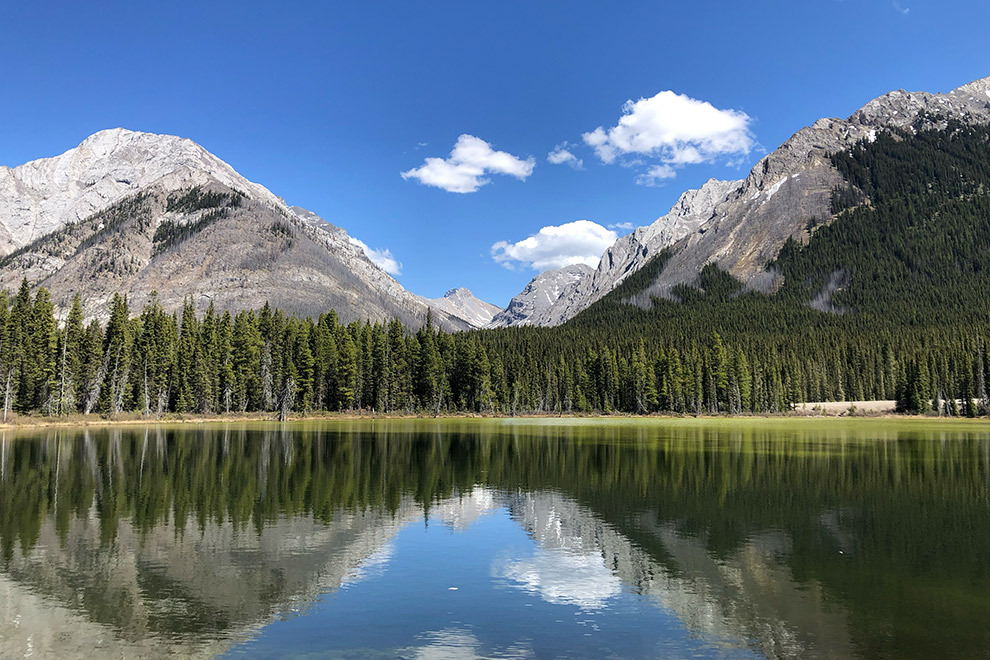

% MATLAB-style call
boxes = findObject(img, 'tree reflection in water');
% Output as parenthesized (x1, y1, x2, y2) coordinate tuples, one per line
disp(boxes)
(0, 420, 987, 659)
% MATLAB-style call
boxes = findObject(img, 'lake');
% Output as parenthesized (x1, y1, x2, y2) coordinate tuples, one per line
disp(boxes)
(0, 418, 988, 659)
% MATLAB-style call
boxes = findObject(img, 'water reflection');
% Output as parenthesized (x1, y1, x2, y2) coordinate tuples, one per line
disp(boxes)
(0, 420, 988, 658)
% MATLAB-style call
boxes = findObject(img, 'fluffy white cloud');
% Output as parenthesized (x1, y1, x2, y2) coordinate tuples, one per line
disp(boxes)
(583, 90, 754, 180)
(635, 164, 677, 187)
(491, 220, 617, 271)
(349, 237, 402, 276)
(401, 134, 535, 193)
(607, 221, 635, 231)
(547, 142, 583, 169)
(494, 548, 622, 610)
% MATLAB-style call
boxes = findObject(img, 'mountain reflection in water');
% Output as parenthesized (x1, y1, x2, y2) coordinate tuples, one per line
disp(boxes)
(0, 420, 988, 659)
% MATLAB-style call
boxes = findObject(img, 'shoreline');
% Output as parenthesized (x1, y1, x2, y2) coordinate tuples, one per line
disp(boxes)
(0, 404, 985, 431)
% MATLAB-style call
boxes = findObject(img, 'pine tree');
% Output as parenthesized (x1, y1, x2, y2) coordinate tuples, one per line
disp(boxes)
(30, 288, 57, 414)
(710, 332, 728, 413)
(99, 294, 132, 415)
(9, 279, 35, 414)
(56, 295, 85, 414)
(173, 298, 198, 413)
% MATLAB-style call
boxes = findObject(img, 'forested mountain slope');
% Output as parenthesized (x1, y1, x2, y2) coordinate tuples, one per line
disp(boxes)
(476, 120, 990, 414)
(578, 118, 990, 332)
(496, 75, 990, 327)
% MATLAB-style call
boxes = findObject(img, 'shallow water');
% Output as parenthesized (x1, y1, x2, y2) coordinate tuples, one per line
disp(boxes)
(0, 418, 988, 658)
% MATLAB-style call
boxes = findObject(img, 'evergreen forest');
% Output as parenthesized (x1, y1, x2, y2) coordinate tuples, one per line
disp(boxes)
(1, 120, 988, 418)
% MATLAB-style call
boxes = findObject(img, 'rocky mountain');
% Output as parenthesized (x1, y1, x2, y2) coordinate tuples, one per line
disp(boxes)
(0, 128, 471, 329)
(493, 178, 740, 327)
(488, 263, 594, 327)
(495, 75, 990, 326)
(427, 287, 501, 328)
(0, 128, 284, 253)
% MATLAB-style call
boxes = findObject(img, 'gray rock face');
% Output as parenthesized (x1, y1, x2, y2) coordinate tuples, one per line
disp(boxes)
(427, 287, 501, 329)
(491, 178, 739, 327)
(0, 130, 469, 329)
(487, 264, 594, 328)
(494, 74, 990, 326)
(0, 128, 284, 254)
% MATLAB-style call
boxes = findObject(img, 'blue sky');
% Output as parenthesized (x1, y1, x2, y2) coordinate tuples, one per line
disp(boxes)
(1, 1, 988, 306)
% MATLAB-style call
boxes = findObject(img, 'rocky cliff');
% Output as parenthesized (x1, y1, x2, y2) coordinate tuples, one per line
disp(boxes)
(488, 263, 594, 327)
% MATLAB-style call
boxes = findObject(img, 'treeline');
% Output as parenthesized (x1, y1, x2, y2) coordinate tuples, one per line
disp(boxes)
(3, 120, 990, 418)
(0, 278, 987, 418)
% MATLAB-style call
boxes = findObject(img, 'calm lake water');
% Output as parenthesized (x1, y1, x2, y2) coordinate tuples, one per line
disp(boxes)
(0, 418, 988, 659)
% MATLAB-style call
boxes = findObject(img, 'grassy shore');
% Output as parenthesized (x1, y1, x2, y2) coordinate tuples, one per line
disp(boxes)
(0, 401, 983, 431)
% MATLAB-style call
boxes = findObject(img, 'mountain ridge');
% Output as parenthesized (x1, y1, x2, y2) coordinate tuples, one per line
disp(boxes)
(495, 74, 990, 327)
(0, 129, 497, 329)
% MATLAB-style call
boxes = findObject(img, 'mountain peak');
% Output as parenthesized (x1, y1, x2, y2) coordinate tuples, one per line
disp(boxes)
(80, 126, 152, 144)
(952, 75, 990, 96)
(0, 129, 473, 331)
(487, 264, 595, 328)
(0, 127, 287, 251)
(75, 128, 203, 159)
(430, 288, 501, 329)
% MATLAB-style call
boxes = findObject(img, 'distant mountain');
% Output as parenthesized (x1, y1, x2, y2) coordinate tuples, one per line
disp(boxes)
(493, 178, 739, 327)
(0, 128, 285, 253)
(488, 264, 594, 328)
(428, 287, 501, 328)
(495, 75, 990, 327)
(0, 128, 470, 329)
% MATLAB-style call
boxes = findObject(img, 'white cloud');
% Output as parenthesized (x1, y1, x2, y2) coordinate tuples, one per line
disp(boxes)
(635, 164, 677, 187)
(583, 90, 755, 182)
(547, 142, 583, 169)
(607, 221, 635, 231)
(404, 628, 533, 660)
(401, 134, 535, 193)
(494, 548, 622, 610)
(491, 220, 617, 271)
(892, 0, 910, 13)
(349, 237, 402, 276)
(341, 542, 395, 587)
